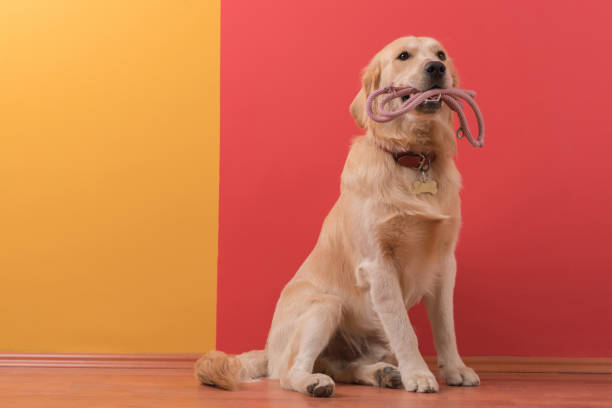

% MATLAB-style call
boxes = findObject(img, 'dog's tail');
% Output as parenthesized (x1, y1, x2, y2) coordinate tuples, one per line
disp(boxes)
(194, 349, 268, 390)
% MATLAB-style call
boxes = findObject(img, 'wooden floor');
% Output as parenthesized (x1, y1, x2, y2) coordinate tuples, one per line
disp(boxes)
(1, 367, 611, 408)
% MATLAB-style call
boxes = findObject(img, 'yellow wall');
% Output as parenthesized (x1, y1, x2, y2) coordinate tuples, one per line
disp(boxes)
(0, 1, 219, 353)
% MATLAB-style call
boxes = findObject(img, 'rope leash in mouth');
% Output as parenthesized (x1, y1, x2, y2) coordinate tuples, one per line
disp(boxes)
(366, 86, 485, 148)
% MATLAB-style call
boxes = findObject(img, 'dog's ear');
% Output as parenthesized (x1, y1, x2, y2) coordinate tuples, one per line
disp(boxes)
(349, 88, 367, 129)
(447, 61, 460, 139)
(449, 59, 460, 88)
(350, 60, 381, 129)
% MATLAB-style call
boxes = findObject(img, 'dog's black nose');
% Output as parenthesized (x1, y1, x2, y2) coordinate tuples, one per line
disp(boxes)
(424, 61, 446, 79)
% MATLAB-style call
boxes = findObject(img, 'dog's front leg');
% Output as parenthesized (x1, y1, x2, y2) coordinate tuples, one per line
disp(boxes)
(424, 256, 480, 386)
(360, 260, 439, 393)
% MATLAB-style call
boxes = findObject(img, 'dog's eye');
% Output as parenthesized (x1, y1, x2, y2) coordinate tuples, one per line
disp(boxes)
(397, 51, 411, 61)
(437, 51, 447, 61)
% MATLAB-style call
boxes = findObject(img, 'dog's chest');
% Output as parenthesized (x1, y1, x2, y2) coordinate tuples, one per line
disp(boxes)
(375, 210, 459, 303)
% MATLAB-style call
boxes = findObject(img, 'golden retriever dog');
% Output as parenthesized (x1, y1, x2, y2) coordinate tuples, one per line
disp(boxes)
(196, 36, 480, 397)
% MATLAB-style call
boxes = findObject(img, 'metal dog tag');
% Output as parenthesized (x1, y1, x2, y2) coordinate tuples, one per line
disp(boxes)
(413, 180, 438, 195)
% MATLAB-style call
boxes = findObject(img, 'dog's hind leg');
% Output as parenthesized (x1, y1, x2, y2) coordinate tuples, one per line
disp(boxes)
(316, 357, 402, 389)
(276, 293, 343, 398)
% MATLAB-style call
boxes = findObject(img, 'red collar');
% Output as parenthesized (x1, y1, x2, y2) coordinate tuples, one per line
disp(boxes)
(377, 145, 436, 170)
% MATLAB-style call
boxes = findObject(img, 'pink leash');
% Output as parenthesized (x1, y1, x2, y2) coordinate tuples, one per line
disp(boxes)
(366, 86, 485, 148)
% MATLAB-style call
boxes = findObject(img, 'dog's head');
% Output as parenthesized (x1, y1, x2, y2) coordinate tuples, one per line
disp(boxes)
(350, 36, 459, 130)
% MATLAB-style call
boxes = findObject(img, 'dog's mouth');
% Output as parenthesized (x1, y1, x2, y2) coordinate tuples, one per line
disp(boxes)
(401, 86, 443, 113)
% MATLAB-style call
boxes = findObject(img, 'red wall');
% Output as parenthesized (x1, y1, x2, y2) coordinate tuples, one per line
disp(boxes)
(219, 0, 612, 357)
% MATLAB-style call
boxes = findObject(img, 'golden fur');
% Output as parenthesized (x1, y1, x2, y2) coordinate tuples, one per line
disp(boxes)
(196, 36, 479, 397)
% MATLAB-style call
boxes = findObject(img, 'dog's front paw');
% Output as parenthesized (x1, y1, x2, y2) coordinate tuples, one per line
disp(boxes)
(439, 364, 480, 386)
(401, 369, 439, 393)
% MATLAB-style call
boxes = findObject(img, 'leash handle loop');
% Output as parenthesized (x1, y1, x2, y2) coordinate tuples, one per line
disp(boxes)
(366, 86, 485, 148)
